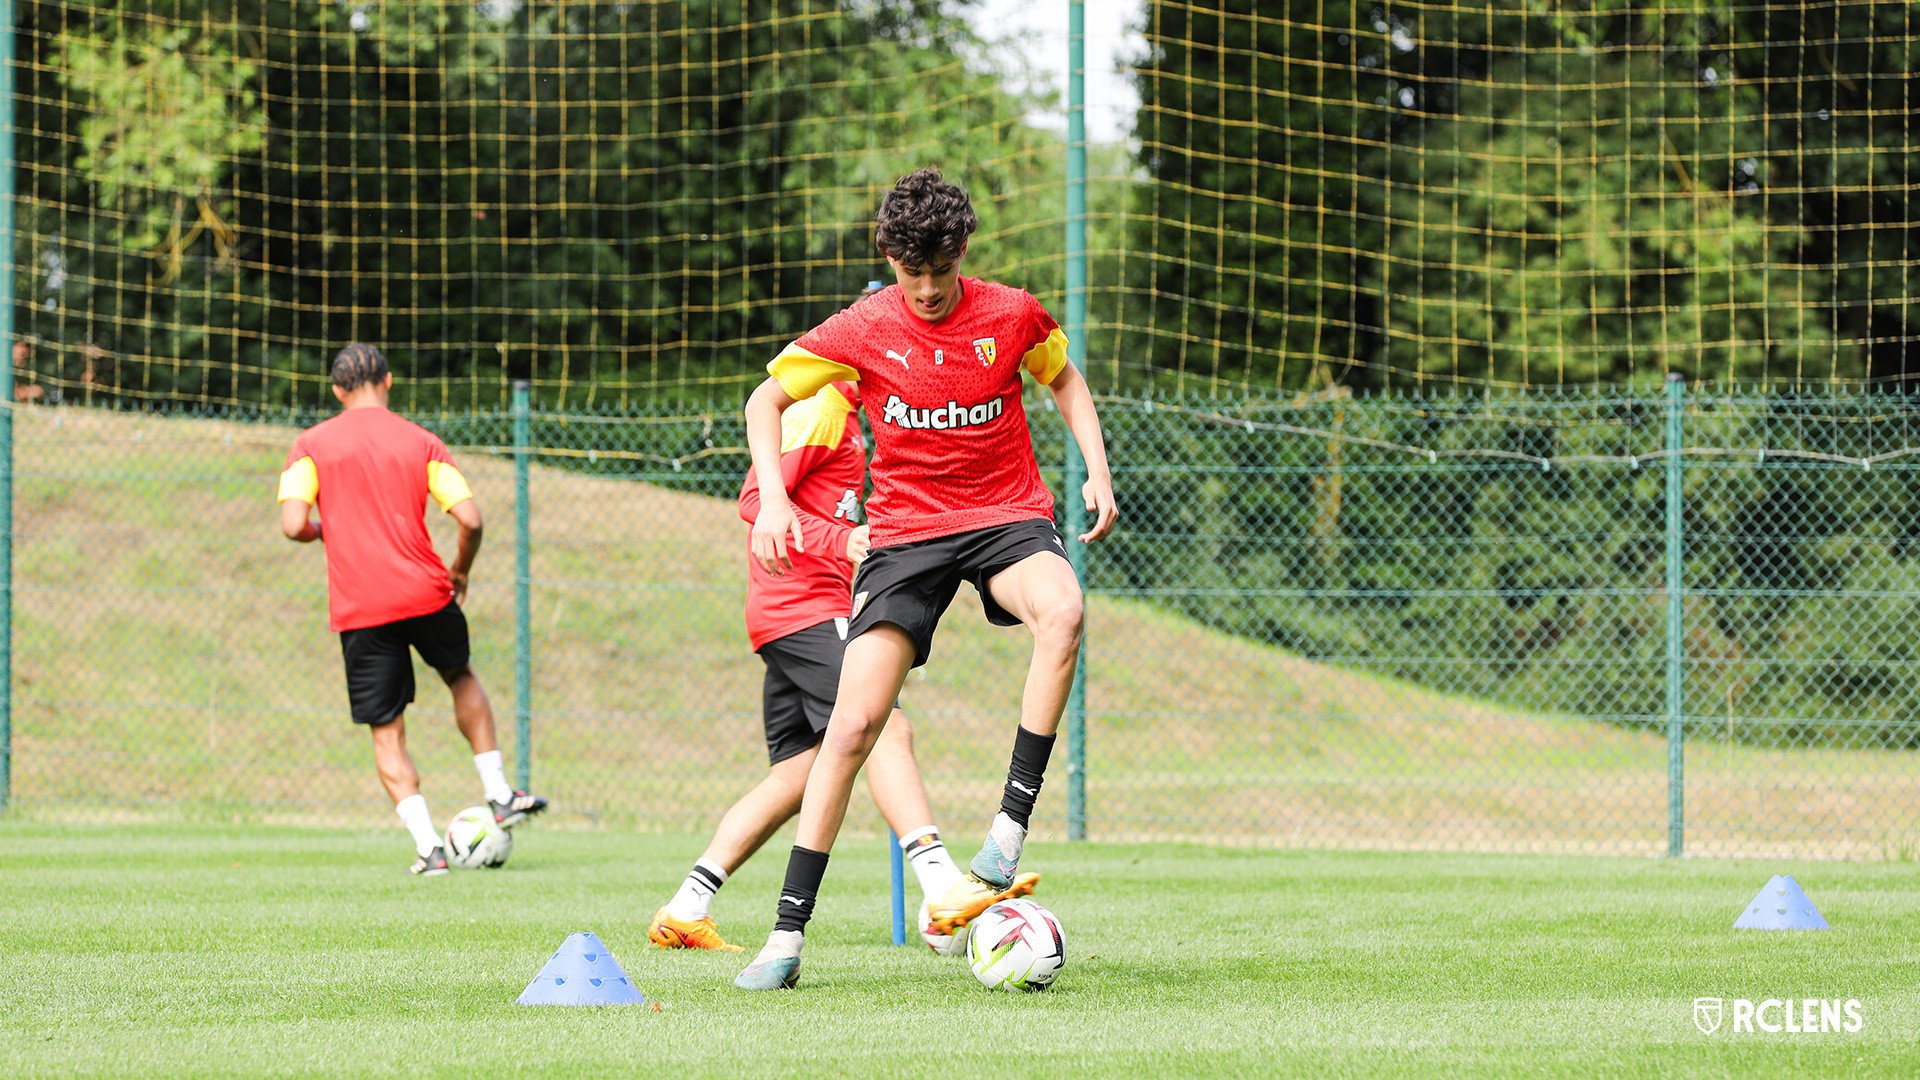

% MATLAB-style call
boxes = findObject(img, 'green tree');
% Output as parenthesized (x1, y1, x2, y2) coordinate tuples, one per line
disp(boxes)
(12, 0, 1060, 410)
(1378, 49, 1831, 387)
(1116, 0, 1387, 396)
(1117, 0, 1914, 391)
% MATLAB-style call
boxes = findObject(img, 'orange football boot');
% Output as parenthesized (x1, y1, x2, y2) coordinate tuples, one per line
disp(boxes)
(648, 907, 745, 952)
(924, 871, 1040, 936)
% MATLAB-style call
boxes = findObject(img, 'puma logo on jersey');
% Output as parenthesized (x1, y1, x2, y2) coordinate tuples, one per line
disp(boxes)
(886, 348, 914, 370)
(880, 394, 1004, 431)
(834, 488, 859, 521)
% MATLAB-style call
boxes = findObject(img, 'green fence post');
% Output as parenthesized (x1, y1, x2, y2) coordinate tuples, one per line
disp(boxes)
(512, 380, 532, 792)
(1062, 0, 1089, 842)
(0, 0, 16, 814)
(1664, 373, 1685, 857)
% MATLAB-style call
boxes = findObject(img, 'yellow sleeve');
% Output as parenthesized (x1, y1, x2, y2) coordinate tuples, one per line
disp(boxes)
(277, 457, 319, 504)
(780, 385, 854, 453)
(1021, 327, 1070, 385)
(426, 460, 474, 513)
(768, 344, 859, 402)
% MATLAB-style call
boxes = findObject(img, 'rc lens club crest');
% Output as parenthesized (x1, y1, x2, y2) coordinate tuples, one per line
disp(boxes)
(973, 337, 997, 366)
(1694, 998, 1722, 1035)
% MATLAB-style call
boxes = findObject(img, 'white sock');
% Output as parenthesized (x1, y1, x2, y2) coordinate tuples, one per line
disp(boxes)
(987, 811, 1027, 866)
(753, 929, 805, 964)
(665, 857, 729, 922)
(472, 750, 514, 805)
(899, 826, 963, 902)
(395, 794, 440, 857)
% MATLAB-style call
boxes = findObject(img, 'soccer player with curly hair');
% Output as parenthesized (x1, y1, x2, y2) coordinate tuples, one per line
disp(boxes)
(732, 169, 1118, 990)
(647, 298, 968, 953)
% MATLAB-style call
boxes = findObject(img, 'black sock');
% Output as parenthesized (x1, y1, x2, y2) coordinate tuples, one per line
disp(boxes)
(997, 726, 1057, 829)
(773, 846, 830, 934)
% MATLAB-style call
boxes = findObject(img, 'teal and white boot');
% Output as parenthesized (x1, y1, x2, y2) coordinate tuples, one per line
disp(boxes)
(733, 930, 804, 991)
(969, 812, 1028, 889)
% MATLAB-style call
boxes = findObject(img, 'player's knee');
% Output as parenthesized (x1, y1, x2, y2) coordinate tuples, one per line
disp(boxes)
(768, 770, 808, 811)
(822, 711, 884, 758)
(1030, 592, 1084, 653)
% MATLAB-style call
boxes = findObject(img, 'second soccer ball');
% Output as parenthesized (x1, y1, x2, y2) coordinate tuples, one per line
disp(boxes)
(444, 805, 513, 869)
(917, 901, 971, 956)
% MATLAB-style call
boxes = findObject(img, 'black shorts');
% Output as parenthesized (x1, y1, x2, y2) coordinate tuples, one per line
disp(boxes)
(757, 618, 850, 765)
(338, 602, 471, 726)
(847, 518, 1072, 668)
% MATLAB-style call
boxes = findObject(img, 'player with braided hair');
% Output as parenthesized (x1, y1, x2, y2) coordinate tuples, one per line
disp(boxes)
(278, 344, 548, 874)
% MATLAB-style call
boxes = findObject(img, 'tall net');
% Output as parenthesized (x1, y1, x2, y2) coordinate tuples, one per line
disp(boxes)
(8, 0, 1065, 410)
(19, 392, 1920, 858)
(10, 2, 1920, 859)
(1104, 0, 1918, 394)
(10, 1, 1916, 400)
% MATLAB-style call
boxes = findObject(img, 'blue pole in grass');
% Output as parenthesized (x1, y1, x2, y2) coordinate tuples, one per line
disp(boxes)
(1062, 0, 1090, 843)
(512, 380, 532, 791)
(1664, 373, 1685, 857)
(888, 829, 907, 945)
(0, 0, 16, 813)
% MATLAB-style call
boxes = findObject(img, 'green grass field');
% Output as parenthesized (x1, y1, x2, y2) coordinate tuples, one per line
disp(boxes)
(2, 822, 1914, 1079)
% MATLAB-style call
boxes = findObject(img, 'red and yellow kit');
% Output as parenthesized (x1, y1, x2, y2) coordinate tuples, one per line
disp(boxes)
(739, 382, 867, 650)
(765, 278, 1068, 548)
(277, 408, 473, 632)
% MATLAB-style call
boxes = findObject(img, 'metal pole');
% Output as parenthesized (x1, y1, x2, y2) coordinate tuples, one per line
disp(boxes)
(1062, 0, 1089, 843)
(0, 0, 17, 813)
(512, 380, 532, 791)
(888, 829, 906, 946)
(1664, 373, 1685, 857)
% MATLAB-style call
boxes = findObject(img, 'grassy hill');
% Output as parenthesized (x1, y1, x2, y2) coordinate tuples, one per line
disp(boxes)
(9, 406, 1916, 856)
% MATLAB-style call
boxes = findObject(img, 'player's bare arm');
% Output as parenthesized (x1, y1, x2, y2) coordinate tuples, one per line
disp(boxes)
(1046, 361, 1119, 542)
(280, 498, 321, 543)
(744, 376, 805, 575)
(446, 497, 482, 604)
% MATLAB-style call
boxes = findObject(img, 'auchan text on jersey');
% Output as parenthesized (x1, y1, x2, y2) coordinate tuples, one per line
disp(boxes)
(880, 394, 1004, 430)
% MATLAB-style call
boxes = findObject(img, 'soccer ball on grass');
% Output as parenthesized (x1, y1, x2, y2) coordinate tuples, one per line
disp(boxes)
(444, 805, 513, 869)
(965, 897, 1065, 991)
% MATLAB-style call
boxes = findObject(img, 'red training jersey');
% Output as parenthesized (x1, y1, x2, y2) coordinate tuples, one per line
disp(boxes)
(739, 382, 867, 650)
(277, 407, 474, 632)
(765, 277, 1069, 547)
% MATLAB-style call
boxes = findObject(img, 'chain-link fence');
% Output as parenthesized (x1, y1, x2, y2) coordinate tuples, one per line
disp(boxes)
(10, 385, 1920, 858)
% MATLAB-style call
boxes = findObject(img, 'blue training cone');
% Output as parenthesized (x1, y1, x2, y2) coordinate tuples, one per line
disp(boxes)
(516, 931, 648, 1005)
(1733, 874, 1831, 930)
